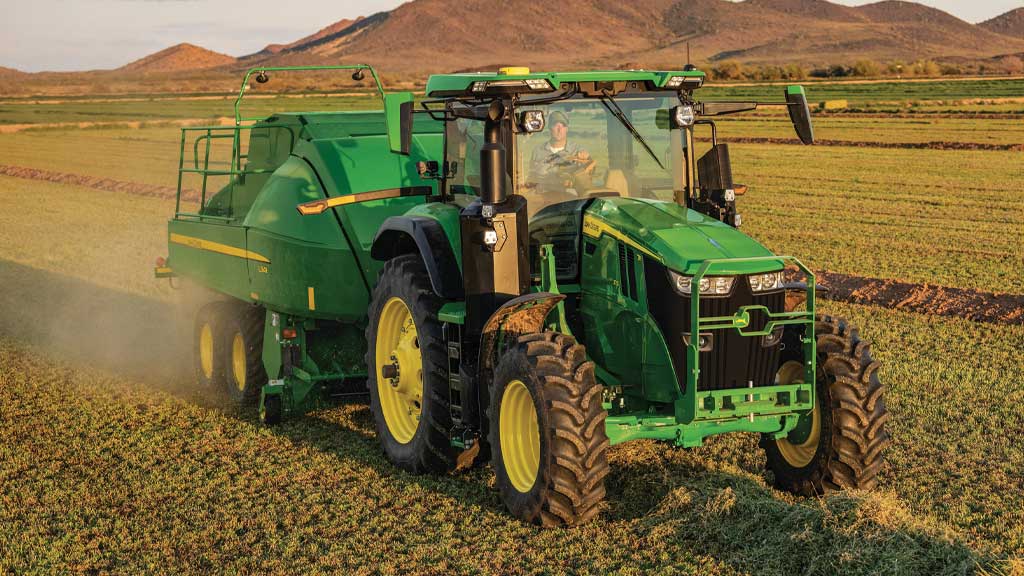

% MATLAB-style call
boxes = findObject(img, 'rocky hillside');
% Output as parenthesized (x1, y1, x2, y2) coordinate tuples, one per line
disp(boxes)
(118, 43, 236, 73)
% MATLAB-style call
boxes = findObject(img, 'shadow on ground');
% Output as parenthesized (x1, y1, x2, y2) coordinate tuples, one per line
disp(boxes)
(0, 259, 982, 575)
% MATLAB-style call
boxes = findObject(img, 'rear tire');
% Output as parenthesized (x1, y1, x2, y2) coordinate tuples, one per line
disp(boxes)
(489, 332, 609, 526)
(761, 315, 891, 495)
(194, 302, 229, 389)
(366, 255, 457, 474)
(222, 305, 267, 405)
(260, 394, 282, 426)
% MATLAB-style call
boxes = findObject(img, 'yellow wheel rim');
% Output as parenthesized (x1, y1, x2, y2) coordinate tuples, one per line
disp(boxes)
(500, 379, 540, 493)
(199, 323, 214, 380)
(231, 332, 247, 392)
(375, 297, 423, 444)
(775, 360, 821, 468)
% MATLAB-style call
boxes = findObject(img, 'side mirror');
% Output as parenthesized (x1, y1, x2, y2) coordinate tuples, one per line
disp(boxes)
(785, 85, 814, 145)
(384, 92, 414, 155)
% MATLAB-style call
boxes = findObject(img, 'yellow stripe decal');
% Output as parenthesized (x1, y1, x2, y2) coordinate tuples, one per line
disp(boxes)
(307, 287, 316, 311)
(582, 216, 661, 261)
(170, 233, 270, 263)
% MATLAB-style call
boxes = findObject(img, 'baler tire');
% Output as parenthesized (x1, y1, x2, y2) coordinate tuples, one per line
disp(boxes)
(366, 254, 457, 475)
(222, 305, 267, 406)
(489, 332, 609, 527)
(194, 301, 229, 389)
(761, 314, 891, 495)
(261, 394, 283, 426)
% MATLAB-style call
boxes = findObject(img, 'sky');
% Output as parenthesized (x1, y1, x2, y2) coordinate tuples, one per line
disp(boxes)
(1, 0, 1021, 72)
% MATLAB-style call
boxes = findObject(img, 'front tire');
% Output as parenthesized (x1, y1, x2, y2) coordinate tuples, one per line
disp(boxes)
(762, 315, 891, 495)
(366, 255, 456, 474)
(489, 332, 610, 526)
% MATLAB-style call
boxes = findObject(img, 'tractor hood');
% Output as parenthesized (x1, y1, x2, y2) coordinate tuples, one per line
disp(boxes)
(583, 198, 784, 275)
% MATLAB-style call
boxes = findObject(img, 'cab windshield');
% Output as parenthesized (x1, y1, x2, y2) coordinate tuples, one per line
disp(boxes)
(444, 93, 684, 216)
(515, 93, 682, 215)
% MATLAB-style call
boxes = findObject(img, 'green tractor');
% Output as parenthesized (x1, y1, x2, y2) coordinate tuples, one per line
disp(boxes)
(159, 64, 890, 525)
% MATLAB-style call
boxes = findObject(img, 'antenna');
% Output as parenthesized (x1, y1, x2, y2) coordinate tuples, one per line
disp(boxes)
(687, 42, 691, 67)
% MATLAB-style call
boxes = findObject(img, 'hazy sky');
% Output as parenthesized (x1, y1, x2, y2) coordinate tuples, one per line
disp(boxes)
(1, 0, 1021, 72)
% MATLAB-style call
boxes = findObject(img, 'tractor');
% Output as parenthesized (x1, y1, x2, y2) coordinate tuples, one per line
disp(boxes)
(158, 64, 890, 525)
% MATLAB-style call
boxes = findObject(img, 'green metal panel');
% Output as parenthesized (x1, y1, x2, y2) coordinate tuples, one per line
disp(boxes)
(293, 113, 445, 284)
(578, 216, 677, 405)
(243, 156, 368, 320)
(425, 69, 706, 96)
(167, 219, 253, 301)
(584, 197, 785, 275)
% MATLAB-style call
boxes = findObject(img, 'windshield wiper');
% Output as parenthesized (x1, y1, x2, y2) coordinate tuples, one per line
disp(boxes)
(599, 92, 664, 171)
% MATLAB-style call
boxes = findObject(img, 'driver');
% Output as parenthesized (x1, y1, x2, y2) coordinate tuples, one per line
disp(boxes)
(528, 111, 594, 192)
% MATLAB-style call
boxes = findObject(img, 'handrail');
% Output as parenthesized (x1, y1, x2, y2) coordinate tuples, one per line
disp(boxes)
(175, 124, 298, 220)
(233, 64, 385, 125)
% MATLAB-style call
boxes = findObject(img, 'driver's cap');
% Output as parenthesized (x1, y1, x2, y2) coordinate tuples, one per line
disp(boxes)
(548, 111, 569, 127)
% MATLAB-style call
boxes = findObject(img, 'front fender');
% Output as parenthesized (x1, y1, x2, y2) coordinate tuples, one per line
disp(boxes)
(370, 216, 463, 299)
(477, 292, 566, 377)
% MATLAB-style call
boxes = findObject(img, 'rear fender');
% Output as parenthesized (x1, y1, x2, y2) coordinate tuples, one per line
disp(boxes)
(370, 216, 463, 299)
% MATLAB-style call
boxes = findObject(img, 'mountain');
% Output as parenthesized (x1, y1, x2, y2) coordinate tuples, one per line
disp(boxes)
(248, 0, 681, 71)
(246, 0, 1024, 72)
(980, 8, 1024, 38)
(252, 17, 364, 56)
(118, 43, 236, 73)
(0, 66, 26, 77)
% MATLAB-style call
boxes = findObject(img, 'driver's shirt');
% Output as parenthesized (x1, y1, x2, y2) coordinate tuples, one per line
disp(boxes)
(529, 140, 584, 182)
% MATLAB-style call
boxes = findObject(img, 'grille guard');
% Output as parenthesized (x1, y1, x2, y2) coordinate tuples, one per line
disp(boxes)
(682, 256, 817, 423)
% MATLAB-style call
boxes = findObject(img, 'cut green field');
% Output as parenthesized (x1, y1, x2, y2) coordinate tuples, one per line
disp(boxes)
(1, 81, 1022, 574)
(1, 282, 1021, 574)
(0, 94, 379, 126)
(715, 115, 1024, 146)
(1, 114, 1019, 294)
(2, 77, 1021, 126)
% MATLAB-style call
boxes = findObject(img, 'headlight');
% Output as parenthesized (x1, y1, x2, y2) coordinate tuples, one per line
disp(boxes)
(519, 110, 545, 133)
(669, 270, 733, 296)
(665, 76, 685, 88)
(673, 105, 695, 127)
(749, 271, 784, 292)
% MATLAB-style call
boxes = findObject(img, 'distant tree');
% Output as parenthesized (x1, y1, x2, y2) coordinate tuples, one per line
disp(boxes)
(827, 64, 850, 78)
(711, 61, 744, 80)
(911, 60, 940, 77)
(783, 64, 806, 80)
(851, 60, 881, 77)
(939, 63, 963, 76)
(998, 55, 1023, 75)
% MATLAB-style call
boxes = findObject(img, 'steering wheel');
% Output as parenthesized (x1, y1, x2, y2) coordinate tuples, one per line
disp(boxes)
(542, 152, 597, 193)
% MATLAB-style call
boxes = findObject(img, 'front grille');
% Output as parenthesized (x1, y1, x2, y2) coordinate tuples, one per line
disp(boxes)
(618, 243, 639, 301)
(644, 259, 785, 393)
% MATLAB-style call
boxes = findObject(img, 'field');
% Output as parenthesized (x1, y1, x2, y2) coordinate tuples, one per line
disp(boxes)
(1, 77, 1022, 574)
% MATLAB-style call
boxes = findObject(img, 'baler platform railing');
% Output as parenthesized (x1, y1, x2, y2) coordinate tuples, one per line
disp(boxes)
(174, 124, 294, 221)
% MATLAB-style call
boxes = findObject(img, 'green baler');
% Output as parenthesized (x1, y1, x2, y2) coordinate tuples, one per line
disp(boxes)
(160, 65, 890, 525)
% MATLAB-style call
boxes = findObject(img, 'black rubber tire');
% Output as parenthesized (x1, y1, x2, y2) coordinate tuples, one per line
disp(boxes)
(489, 332, 610, 526)
(366, 254, 457, 475)
(222, 305, 267, 406)
(260, 394, 282, 426)
(193, 301, 229, 389)
(762, 314, 892, 495)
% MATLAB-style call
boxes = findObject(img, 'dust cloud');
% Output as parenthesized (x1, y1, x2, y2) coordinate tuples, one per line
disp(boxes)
(0, 223, 221, 395)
